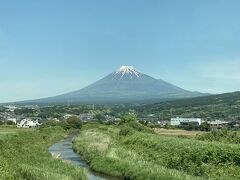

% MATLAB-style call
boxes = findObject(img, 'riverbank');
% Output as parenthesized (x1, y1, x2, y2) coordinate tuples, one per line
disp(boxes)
(73, 123, 240, 180)
(0, 126, 87, 179)
(49, 134, 120, 180)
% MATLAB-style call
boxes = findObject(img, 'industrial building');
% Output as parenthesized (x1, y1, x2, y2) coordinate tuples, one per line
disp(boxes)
(170, 117, 201, 126)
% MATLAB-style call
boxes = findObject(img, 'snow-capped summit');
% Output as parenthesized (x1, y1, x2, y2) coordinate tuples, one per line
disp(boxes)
(114, 66, 142, 80)
(117, 66, 139, 73)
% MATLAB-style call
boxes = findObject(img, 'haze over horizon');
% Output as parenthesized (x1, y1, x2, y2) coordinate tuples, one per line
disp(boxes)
(1, 0, 240, 102)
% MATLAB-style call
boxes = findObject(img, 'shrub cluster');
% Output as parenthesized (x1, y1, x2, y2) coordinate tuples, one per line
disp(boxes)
(41, 117, 82, 130)
(119, 121, 153, 136)
(74, 123, 240, 180)
(122, 131, 240, 179)
(73, 125, 199, 180)
(197, 130, 240, 144)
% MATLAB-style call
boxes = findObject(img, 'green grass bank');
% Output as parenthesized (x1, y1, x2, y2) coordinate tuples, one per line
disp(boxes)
(0, 126, 87, 180)
(73, 123, 240, 180)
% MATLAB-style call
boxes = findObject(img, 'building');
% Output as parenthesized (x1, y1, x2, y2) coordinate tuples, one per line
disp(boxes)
(207, 120, 230, 130)
(64, 114, 78, 119)
(170, 117, 201, 126)
(17, 119, 40, 128)
(138, 117, 160, 122)
(17, 119, 27, 128)
(104, 115, 121, 124)
(157, 120, 168, 126)
(230, 120, 240, 129)
(79, 114, 94, 121)
(4, 105, 18, 112)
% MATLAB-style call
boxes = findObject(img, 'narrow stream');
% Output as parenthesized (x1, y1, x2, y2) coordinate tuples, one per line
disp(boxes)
(48, 135, 120, 180)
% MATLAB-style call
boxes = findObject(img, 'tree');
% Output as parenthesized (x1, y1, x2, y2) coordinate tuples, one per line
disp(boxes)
(94, 113, 105, 123)
(121, 115, 136, 123)
(186, 123, 196, 131)
(6, 121, 15, 125)
(53, 112, 61, 119)
(41, 120, 70, 130)
(199, 122, 210, 131)
(66, 117, 82, 129)
(139, 120, 149, 126)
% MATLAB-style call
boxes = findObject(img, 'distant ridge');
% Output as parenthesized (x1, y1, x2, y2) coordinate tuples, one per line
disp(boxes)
(137, 91, 240, 120)
(13, 66, 206, 104)
(148, 91, 240, 108)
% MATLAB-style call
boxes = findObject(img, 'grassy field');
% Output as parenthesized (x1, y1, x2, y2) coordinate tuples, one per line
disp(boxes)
(73, 123, 240, 180)
(0, 126, 87, 180)
(154, 128, 205, 137)
(0, 125, 31, 135)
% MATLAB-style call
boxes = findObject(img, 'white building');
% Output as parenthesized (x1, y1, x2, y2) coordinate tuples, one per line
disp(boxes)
(24, 120, 40, 128)
(170, 117, 201, 126)
(17, 119, 27, 128)
(79, 114, 94, 121)
(64, 114, 78, 119)
(4, 105, 18, 112)
(17, 119, 40, 128)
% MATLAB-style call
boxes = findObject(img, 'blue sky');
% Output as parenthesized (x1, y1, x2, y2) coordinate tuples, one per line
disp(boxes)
(1, 0, 240, 102)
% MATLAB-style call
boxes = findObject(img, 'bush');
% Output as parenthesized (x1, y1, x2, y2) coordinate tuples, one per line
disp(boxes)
(164, 124, 176, 129)
(119, 126, 135, 136)
(66, 117, 82, 129)
(94, 113, 105, 123)
(6, 121, 15, 125)
(197, 130, 240, 144)
(41, 120, 70, 130)
(199, 122, 210, 131)
(128, 121, 153, 133)
(121, 115, 136, 124)
(122, 131, 240, 179)
(41, 118, 82, 130)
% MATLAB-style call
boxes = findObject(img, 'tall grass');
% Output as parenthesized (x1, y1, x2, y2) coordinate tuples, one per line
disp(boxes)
(0, 126, 87, 180)
(73, 123, 240, 180)
(122, 131, 240, 179)
(73, 124, 203, 180)
(196, 130, 240, 144)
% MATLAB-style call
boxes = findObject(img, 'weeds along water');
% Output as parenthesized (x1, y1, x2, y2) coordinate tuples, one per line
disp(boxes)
(1, 123, 240, 180)
(49, 134, 120, 180)
(73, 123, 240, 180)
(0, 126, 87, 180)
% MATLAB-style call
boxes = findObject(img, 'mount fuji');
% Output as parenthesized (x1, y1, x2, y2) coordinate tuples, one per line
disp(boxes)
(19, 66, 205, 104)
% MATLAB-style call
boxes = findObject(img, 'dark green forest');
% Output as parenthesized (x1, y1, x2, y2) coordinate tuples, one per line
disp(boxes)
(134, 91, 240, 121)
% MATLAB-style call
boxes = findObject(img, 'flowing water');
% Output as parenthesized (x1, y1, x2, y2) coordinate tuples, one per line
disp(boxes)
(48, 135, 120, 180)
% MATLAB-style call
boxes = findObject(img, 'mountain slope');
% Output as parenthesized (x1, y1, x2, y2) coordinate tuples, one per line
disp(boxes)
(136, 91, 240, 120)
(17, 66, 205, 104)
